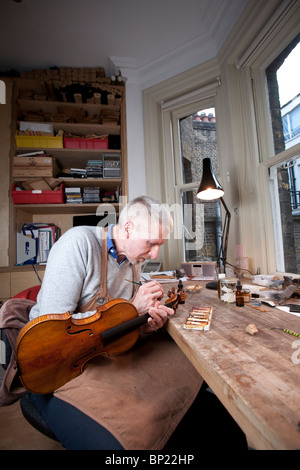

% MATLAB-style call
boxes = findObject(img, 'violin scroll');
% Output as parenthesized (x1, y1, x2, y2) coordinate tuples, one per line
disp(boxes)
(164, 287, 187, 311)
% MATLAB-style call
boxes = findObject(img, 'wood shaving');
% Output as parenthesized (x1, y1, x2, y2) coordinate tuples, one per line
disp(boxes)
(246, 323, 258, 335)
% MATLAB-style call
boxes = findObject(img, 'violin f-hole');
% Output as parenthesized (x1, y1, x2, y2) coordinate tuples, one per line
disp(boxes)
(73, 348, 97, 368)
(66, 326, 93, 336)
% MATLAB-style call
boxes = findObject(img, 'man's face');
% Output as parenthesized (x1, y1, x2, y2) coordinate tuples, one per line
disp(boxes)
(123, 221, 168, 265)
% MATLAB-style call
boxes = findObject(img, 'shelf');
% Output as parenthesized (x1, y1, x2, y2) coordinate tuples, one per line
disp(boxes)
(17, 121, 120, 136)
(60, 178, 121, 187)
(17, 98, 121, 112)
(14, 148, 121, 154)
(5, 75, 128, 276)
(13, 202, 119, 215)
(13, 149, 121, 170)
(59, 122, 120, 135)
(17, 98, 121, 136)
(12, 177, 121, 186)
(0, 264, 46, 274)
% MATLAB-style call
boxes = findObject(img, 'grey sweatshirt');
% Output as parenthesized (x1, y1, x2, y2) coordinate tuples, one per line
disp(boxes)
(29, 226, 140, 320)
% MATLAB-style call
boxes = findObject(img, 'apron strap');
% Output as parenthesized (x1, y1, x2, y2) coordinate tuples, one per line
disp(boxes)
(95, 227, 110, 305)
(76, 227, 109, 313)
(77, 226, 138, 313)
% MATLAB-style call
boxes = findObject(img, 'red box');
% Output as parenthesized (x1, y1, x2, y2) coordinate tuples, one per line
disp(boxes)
(11, 184, 65, 204)
(64, 136, 108, 149)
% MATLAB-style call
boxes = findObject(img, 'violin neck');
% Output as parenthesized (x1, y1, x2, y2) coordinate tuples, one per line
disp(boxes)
(102, 313, 150, 346)
(165, 300, 176, 309)
(165, 294, 180, 310)
(102, 295, 179, 346)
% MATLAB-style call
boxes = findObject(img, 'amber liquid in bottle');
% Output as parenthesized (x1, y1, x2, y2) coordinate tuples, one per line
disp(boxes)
(235, 281, 244, 307)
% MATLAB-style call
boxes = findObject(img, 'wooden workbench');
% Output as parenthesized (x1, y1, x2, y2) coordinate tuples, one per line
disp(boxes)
(164, 281, 300, 450)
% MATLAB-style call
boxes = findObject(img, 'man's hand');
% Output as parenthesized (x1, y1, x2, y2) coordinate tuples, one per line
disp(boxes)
(132, 281, 174, 333)
(132, 280, 164, 315)
(142, 301, 174, 333)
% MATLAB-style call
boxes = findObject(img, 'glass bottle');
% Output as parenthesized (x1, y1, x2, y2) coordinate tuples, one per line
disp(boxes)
(220, 277, 237, 303)
(235, 280, 244, 307)
(217, 273, 226, 298)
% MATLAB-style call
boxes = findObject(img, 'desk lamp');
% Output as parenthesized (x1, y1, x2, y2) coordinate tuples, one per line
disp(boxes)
(196, 157, 231, 289)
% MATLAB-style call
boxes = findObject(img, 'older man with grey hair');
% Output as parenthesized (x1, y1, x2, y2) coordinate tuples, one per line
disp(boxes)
(26, 195, 202, 450)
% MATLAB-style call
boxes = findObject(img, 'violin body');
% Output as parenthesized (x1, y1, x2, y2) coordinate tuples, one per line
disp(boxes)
(16, 292, 184, 394)
(16, 299, 141, 394)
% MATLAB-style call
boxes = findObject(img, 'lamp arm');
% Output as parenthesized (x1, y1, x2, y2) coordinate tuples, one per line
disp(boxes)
(218, 197, 231, 269)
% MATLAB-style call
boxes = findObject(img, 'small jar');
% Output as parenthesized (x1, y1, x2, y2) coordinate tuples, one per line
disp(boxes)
(220, 277, 238, 303)
(243, 289, 251, 303)
(235, 280, 244, 307)
(217, 273, 226, 298)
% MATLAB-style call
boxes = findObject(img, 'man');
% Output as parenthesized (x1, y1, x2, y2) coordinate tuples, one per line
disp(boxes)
(27, 196, 202, 449)
(30, 195, 173, 332)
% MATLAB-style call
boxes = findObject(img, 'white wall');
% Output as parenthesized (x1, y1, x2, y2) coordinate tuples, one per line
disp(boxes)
(124, 78, 146, 201)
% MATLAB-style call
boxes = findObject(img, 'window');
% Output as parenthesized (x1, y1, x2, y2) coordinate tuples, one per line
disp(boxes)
(266, 34, 300, 154)
(179, 108, 222, 263)
(143, 64, 221, 270)
(266, 35, 300, 273)
(282, 101, 300, 144)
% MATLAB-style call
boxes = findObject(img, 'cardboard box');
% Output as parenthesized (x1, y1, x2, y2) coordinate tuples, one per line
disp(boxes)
(20, 178, 53, 191)
(13, 155, 59, 177)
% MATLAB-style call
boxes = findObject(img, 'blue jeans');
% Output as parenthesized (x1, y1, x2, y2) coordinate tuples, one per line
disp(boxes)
(27, 392, 124, 450)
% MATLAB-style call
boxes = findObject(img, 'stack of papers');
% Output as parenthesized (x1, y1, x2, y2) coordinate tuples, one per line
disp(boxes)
(141, 271, 177, 283)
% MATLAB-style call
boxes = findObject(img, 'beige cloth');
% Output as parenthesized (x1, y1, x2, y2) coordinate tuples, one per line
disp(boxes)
(0, 298, 34, 406)
(54, 229, 203, 449)
(55, 333, 202, 449)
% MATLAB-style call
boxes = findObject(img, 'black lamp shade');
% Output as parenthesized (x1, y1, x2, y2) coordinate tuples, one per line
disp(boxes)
(197, 158, 224, 201)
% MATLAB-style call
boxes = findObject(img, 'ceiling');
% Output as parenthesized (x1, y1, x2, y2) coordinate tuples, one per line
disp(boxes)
(0, 0, 249, 87)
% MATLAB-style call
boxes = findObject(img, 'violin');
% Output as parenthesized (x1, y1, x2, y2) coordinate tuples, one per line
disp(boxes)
(16, 291, 186, 394)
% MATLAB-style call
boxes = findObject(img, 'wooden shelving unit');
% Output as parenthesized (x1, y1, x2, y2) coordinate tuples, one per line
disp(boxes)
(7, 76, 128, 275)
